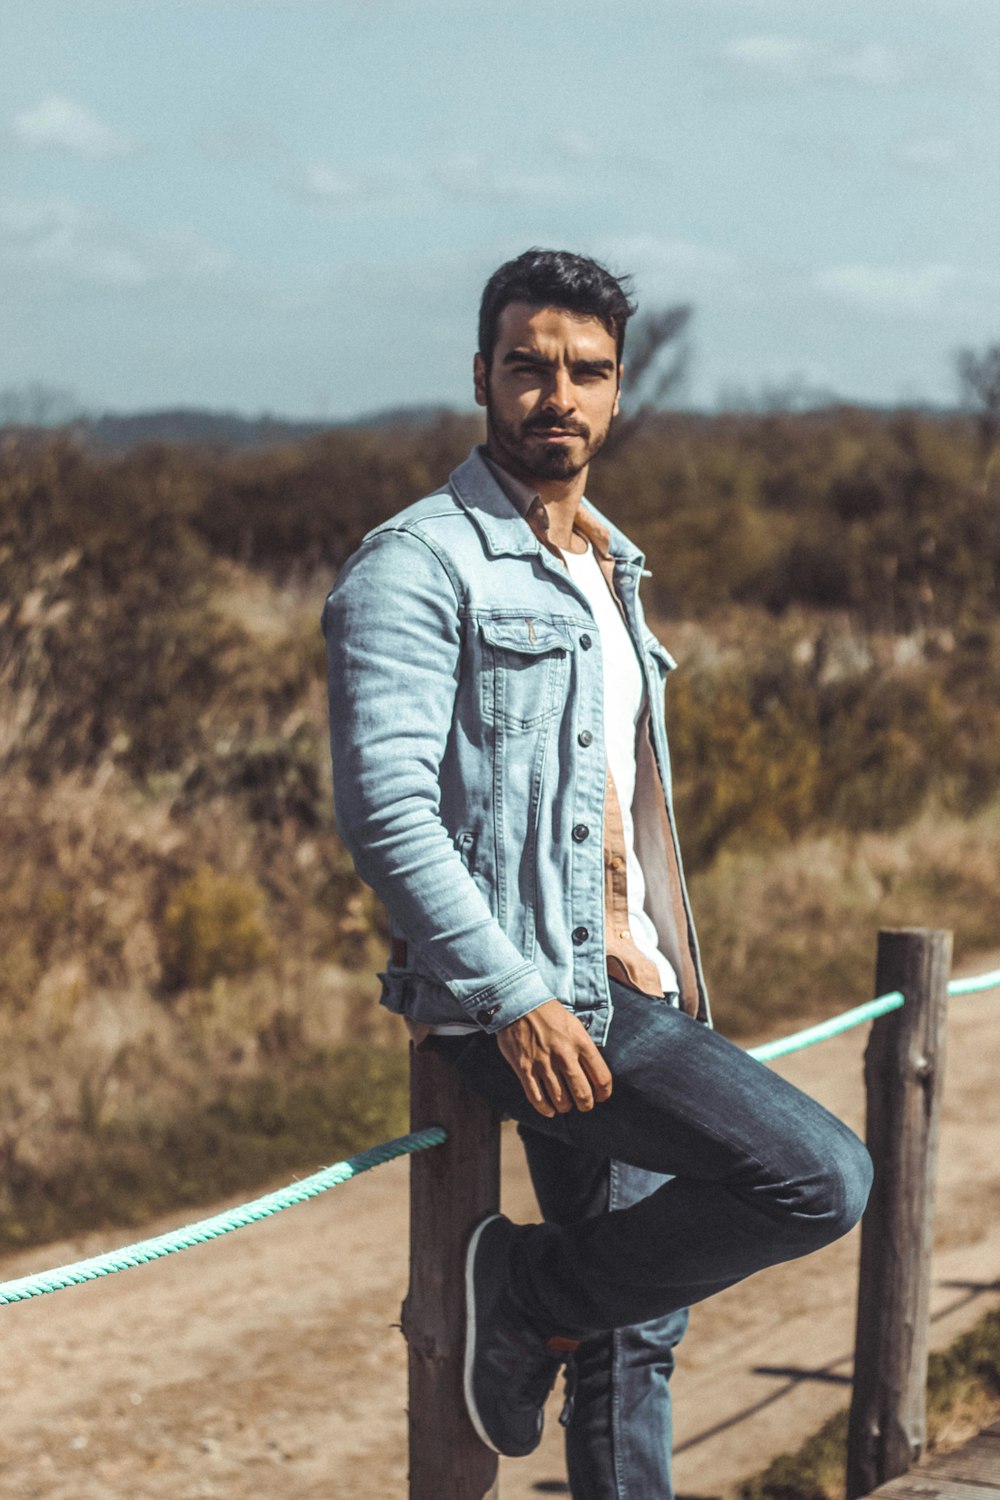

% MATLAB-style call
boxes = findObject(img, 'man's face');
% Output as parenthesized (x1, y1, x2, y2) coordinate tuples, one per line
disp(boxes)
(474, 302, 622, 483)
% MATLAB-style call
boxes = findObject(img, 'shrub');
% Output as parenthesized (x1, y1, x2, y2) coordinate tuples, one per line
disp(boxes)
(737, 1308, 1000, 1500)
(160, 865, 274, 991)
(0, 435, 231, 779)
(0, 1042, 409, 1251)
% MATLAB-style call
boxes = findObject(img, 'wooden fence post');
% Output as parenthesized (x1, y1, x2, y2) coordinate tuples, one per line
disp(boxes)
(403, 1042, 501, 1500)
(846, 926, 952, 1499)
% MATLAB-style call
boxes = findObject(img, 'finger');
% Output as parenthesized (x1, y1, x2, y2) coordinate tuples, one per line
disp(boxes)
(581, 1046, 613, 1101)
(538, 1062, 573, 1114)
(559, 1060, 595, 1112)
(521, 1066, 555, 1118)
(495, 1029, 556, 1116)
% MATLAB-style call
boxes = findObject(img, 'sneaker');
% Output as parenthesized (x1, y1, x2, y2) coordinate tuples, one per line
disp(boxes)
(463, 1213, 580, 1458)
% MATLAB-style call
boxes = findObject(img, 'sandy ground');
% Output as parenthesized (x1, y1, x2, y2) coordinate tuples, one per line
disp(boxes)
(2, 961, 998, 1500)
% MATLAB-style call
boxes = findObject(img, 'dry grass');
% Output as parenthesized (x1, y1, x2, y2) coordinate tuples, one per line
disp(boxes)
(0, 766, 397, 1250)
(738, 1306, 1000, 1500)
(692, 798, 1000, 1038)
(2, 758, 996, 1250)
(1, 548, 997, 1248)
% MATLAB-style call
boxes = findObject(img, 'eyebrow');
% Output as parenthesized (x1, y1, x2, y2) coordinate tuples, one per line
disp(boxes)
(502, 349, 617, 373)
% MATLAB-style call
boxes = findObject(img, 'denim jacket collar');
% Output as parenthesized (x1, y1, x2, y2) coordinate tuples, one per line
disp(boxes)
(449, 446, 645, 571)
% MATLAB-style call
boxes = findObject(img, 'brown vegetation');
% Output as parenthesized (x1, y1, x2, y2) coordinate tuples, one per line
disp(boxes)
(0, 405, 997, 1249)
(738, 1306, 1000, 1500)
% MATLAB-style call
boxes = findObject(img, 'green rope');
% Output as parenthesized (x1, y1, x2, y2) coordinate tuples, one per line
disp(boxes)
(748, 991, 905, 1064)
(0, 1126, 446, 1306)
(2, 964, 998, 1308)
(948, 965, 1000, 997)
(748, 965, 1000, 1065)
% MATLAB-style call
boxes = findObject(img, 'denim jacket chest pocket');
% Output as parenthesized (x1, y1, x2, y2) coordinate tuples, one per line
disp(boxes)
(478, 614, 576, 731)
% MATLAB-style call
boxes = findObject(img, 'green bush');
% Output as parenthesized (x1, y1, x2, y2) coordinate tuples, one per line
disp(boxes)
(0, 1043, 409, 1251)
(160, 865, 274, 991)
(928, 1307, 1000, 1418)
(0, 436, 229, 779)
(593, 406, 997, 629)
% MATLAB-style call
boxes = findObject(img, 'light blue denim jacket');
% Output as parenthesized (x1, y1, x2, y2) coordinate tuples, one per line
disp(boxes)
(322, 447, 709, 1044)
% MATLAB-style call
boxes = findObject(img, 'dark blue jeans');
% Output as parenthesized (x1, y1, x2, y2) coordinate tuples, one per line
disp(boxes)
(427, 980, 872, 1500)
(518, 1130, 689, 1499)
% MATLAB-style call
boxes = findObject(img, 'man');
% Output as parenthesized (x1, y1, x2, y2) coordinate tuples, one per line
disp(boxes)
(323, 249, 871, 1499)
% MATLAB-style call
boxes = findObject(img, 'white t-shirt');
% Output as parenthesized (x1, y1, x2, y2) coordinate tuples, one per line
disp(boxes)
(561, 539, 679, 995)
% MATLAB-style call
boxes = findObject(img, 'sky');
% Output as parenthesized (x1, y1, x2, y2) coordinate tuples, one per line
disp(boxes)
(2, 0, 999, 419)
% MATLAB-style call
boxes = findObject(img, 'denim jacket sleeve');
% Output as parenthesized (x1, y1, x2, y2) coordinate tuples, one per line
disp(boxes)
(322, 527, 555, 1032)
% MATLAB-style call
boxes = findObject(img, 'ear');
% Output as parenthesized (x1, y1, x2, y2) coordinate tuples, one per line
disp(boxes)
(473, 353, 488, 409)
(612, 363, 623, 418)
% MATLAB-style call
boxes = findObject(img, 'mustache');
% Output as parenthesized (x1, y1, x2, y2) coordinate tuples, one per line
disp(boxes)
(526, 418, 589, 436)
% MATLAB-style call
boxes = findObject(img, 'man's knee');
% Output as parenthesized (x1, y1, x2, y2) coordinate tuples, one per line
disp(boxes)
(801, 1125, 873, 1248)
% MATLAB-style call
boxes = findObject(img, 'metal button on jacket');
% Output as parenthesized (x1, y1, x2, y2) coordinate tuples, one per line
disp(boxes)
(572, 926, 589, 945)
(476, 1004, 500, 1025)
(580, 633, 593, 650)
(572, 824, 590, 843)
(578, 729, 593, 747)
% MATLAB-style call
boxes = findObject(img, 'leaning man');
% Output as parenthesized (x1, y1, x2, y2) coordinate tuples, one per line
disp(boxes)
(322, 249, 872, 1499)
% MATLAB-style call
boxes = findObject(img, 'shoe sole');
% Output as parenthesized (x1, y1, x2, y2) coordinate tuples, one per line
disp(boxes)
(463, 1213, 504, 1454)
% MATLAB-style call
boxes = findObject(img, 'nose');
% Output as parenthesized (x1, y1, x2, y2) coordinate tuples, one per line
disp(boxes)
(541, 367, 575, 416)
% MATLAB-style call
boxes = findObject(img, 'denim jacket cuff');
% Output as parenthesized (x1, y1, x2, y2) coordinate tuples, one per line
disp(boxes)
(462, 965, 555, 1034)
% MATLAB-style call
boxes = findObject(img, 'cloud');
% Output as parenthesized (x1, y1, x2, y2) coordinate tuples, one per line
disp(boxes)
(11, 96, 136, 159)
(0, 199, 146, 285)
(429, 150, 577, 204)
(299, 163, 359, 200)
(291, 159, 405, 207)
(600, 234, 741, 294)
(201, 120, 409, 211)
(725, 35, 817, 80)
(725, 35, 911, 88)
(827, 43, 907, 88)
(0, 197, 232, 287)
(893, 136, 959, 172)
(551, 130, 602, 165)
(204, 117, 627, 216)
(814, 262, 961, 315)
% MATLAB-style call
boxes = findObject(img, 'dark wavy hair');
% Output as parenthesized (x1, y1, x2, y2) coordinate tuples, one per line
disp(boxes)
(478, 248, 637, 370)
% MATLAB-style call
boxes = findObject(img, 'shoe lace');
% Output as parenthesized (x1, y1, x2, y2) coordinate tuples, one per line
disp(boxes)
(558, 1352, 579, 1428)
(542, 1335, 581, 1429)
(518, 1347, 562, 1411)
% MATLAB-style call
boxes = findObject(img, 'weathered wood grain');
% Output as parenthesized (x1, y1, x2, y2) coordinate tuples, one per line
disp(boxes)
(847, 927, 954, 1499)
(403, 1042, 501, 1500)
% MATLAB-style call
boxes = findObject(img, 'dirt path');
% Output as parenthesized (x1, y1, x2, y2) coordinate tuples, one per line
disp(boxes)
(2, 964, 998, 1500)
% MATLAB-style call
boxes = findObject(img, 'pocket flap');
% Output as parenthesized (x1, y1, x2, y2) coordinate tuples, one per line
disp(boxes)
(479, 615, 574, 655)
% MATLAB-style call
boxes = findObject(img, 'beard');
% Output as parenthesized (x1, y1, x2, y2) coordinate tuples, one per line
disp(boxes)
(485, 400, 613, 482)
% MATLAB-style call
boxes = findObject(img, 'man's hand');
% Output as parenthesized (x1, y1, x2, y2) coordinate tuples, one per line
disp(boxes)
(495, 1000, 613, 1118)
